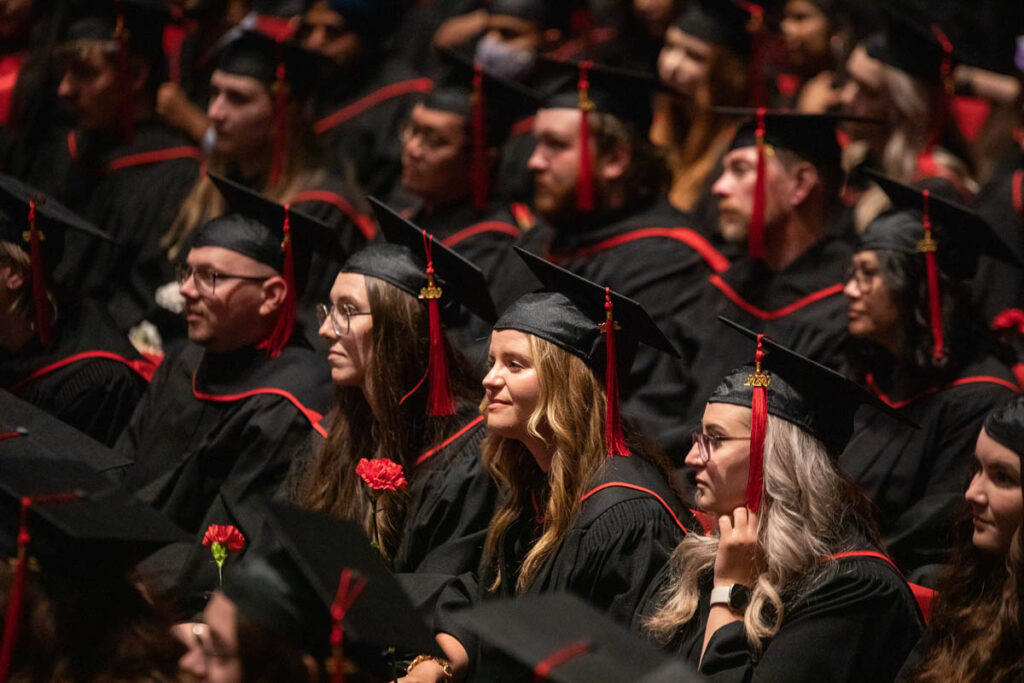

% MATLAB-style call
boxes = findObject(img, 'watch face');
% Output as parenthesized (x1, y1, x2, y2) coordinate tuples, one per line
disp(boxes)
(729, 584, 751, 612)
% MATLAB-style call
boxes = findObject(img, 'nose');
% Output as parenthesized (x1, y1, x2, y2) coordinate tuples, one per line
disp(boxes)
(482, 363, 502, 392)
(964, 471, 987, 508)
(526, 144, 546, 172)
(179, 270, 199, 300)
(207, 93, 226, 123)
(303, 25, 326, 52)
(318, 312, 337, 341)
(57, 70, 74, 100)
(711, 171, 730, 200)
(683, 438, 703, 468)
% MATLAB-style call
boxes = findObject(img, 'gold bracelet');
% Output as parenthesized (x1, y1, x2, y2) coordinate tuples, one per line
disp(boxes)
(406, 654, 454, 682)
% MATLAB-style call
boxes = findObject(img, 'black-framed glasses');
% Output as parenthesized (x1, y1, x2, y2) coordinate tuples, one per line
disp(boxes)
(190, 623, 238, 661)
(316, 301, 371, 335)
(691, 431, 751, 464)
(175, 264, 270, 297)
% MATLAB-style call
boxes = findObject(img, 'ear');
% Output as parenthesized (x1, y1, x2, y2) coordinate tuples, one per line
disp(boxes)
(788, 161, 819, 208)
(541, 28, 563, 50)
(258, 275, 288, 316)
(0, 264, 25, 292)
(597, 141, 631, 183)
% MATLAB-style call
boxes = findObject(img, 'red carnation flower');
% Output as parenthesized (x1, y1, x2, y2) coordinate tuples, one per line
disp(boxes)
(355, 458, 407, 492)
(202, 524, 246, 552)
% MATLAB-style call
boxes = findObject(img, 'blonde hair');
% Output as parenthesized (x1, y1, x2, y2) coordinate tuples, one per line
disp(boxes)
(643, 414, 873, 652)
(0, 241, 32, 318)
(481, 335, 610, 593)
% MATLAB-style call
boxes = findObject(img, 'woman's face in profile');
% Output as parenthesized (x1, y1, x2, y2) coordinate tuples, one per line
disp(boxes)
(685, 401, 752, 516)
(319, 272, 374, 389)
(844, 250, 902, 351)
(482, 329, 542, 442)
(657, 27, 713, 99)
(966, 428, 1022, 556)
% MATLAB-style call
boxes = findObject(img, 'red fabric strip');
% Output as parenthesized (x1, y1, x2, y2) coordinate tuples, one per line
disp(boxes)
(9, 350, 160, 392)
(745, 335, 767, 512)
(580, 482, 688, 534)
(103, 145, 202, 173)
(416, 415, 484, 466)
(290, 190, 377, 241)
(191, 372, 327, 437)
(822, 550, 937, 624)
(0, 432, 24, 442)
(550, 227, 730, 274)
(865, 373, 1022, 410)
(709, 275, 844, 320)
(602, 287, 629, 457)
(533, 641, 591, 682)
(1012, 169, 1023, 219)
(314, 78, 434, 134)
(509, 114, 536, 138)
(66, 131, 79, 162)
(440, 221, 520, 247)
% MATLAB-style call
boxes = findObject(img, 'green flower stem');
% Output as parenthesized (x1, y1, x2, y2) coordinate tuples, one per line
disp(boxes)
(211, 541, 227, 586)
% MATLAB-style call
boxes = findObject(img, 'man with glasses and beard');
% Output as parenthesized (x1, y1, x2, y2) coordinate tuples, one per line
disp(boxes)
(117, 175, 333, 613)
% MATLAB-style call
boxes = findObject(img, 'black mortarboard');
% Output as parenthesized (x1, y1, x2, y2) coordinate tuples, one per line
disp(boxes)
(673, 0, 756, 57)
(707, 317, 914, 510)
(223, 502, 442, 668)
(214, 28, 320, 96)
(0, 174, 117, 346)
(0, 390, 132, 475)
(983, 395, 1024, 457)
(425, 48, 544, 209)
(327, 0, 401, 37)
(487, 0, 573, 31)
(496, 248, 679, 455)
(454, 593, 703, 683)
(539, 58, 658, 210)
(862, 6, 955, 86)
(197, 173, 341, 356)
(63, 0, 168, 60)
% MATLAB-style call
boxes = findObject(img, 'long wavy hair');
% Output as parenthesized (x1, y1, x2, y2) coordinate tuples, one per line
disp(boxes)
(903, 452, 1023, 682)
(643, 414, 879, 652)
(845, 248, 1002, 392)
(481, 335, 679, 593)
(300, 276, 476, 563)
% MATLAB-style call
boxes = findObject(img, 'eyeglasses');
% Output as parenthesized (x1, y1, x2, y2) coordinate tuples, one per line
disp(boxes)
(398, 119, 458, 154)
(844, 264, 881, 294)
(176, 264, 269, 297)
(316, 301, 371, 335)
(690, 431, 751, 464)
(190, 623, 238, 661)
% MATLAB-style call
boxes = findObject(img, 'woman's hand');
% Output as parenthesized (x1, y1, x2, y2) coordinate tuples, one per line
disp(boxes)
(713, 507, 761, 587)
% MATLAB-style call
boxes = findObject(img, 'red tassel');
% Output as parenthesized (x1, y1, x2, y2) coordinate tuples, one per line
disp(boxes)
(25, 200, 51, 347)
(925, 25, 955, 153)
(601, 287, 629, 457)
(470, 64, 489, 211)
(257, 204, 295, 358)
(533, 641, 591, 682)
(576, 61, 594, 211)
(0, 492, 80, 680)
(744, 335, 769, 512)
(417, 232, 455, 416)
(329, 568, 367, 683)
(270, 52, 289, 186)
(917, 190, 944, 360)
(747, 108, 767, 260)
(114, 10, 134, 142)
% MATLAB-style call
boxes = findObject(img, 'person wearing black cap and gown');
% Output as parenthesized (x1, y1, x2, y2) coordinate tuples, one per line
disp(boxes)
(117, 176, 334, 612)
(0, 175, 157, 446)
(838, 7, 976, 232)
(405, 250, 696, 682)
(494, 58, 726, 457)
(40, 0, 203, 338)
(289, 198, 500, 581)
(679, 110, 860, 429)
(302, 0, 432, 197)
(387, 49, 540, 303)
(840, 171, 1022, 582)
(637, 318, 923, 682)
(159, 28, 373, 350)
(0, 457, 188, 682)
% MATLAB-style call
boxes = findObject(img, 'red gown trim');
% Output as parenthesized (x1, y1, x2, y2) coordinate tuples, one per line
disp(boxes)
(550, 227, 730, 274)
(865, 373, 1022, 409)
(9, 350, 160, 392)
(190, 372, 328, 437)
(313, 77, 434, 134)
(415, 415, 485, 466)
(440, 221, 520, 247)
(709, 275, 844, 320)
(580, 482, 689, 534)
(289, 189, 377, 241)
(823, 550, 936, 624)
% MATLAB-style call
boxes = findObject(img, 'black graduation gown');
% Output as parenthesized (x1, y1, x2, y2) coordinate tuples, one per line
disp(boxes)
(839, 357, 1020, 578)
(313, 61, 432, 196)
(51, 121, 202, 331)
(0, 302, 155, 446)
(638, 552, 922, 682)
(392, 414, 497, 577)
(972, 148, 1024, 324)
(496, 199, 726, 454)
(117, 337, 331, 609)
(680, 236, 853, 431)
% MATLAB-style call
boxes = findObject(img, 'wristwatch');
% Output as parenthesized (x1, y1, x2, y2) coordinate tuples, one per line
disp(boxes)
(709, 584, 751, 614)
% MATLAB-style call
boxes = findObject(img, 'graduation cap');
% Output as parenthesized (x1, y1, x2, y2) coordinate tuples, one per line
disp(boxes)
(0, 174, 117, 347)
(498, 247, 679, 456)
(707, 317, 915, 511)
(198, 173, 341, 357)
(673, 0, 758, 58)
(486, 0, 574, 32)
(0, 456, 187, 677)
(327, 0, 401, 37)
(713, 108, 880, 259)
(453, 593, 703, 683)
(214, 29, 322, 184)
(983, 395, 1024, 457)
(858, 168, 1024, 361)
(223, 501, 442, 675)
(427, 47, 544, 210)
(539, 58, 658, 210)
(341, 197, 496, 416)
(61, 0, 169, 141)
